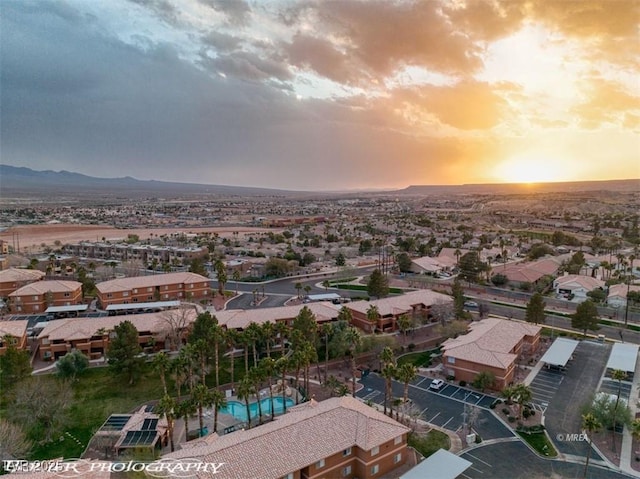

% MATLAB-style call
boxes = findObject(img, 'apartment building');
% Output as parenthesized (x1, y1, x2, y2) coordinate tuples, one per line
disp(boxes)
(164, 396, 410, 479)
(346, 290, 453, 333)
(64, 241, 207, 266)
(8, 280, 82, 314)
(442, 317, 541, 389)
(0, 320, 29, 355)
(37, 308, 198, 360)
(215, 302, 339, 331)
(96, 272, 211, 308)
(0, 268, 45, 298)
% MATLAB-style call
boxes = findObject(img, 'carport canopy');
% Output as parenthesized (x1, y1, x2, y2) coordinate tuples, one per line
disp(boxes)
(45, 304, 88, 313)
(540, 337, 579, 368)
(606, 343, 639, 377)
(307, 293, 341, 301)
(399, 449, 472, 479)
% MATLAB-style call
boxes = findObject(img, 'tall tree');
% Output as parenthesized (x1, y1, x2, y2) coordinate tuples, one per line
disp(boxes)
(275, 356, 290, 414)
(571, 300, 600, 337)
(292, 306, 317, 347)
(380, 347, 396, 416)
(525, 293, 546, 325)
(367, 269, 389, 298)
(249, 366, 265, 425)
(107, 320, 144, 386)
(156, 395, 176, 452)
(56, 350, 89, 380)
(582, 412, 601, 479)
(191, 383, 214, 436)
(236, 376, 255, 429)
(225, 329, 239, 390)
(366, 304, 380, 334)
(0, 336, 32, 390)
(245, 322, 263, 369)
(320, 323, 333, 384)
(260, 357, 277, 418)
(261, 321, 276, 359)
(397, 314, 413, 343)
(611, 369, 627, 454)
(513, 383, 532, 419)
(395, 363, 417, 405)
(343, 327, 362, 397)
(152, 351, 171, 395)
(215, 260, 227, 295)
(210, 388, 227, 434)
(451, 279, 466, 319)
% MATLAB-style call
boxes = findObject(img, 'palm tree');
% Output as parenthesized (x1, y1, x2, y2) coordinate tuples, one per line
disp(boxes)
(245, 322, 262, 369)
(397, 313, 412, 343)
(275, 356, 290, 413)
(303, 284, 312, 298)
(322, 280, 331, 291)
(224, 329, 239, 391)
(191, 383, 214, 437)
(179, 344, 198, 393)
(156, 394, 176, 452)
(152, 351, 171, 396)
(209, 323, 224, 388)
(275, 321, 289, 353)
(236, 376, 255, 429)
(295, 282, 303, 299)
(210, 388, 227, 434)
(260, 357, 277, 418)
(176, 398, 196, 442)
(337, 306, 353, 325)
(321, 323, 333, 384)
(396, 363, 417, 405)
(582, 412, 601, 478)
(232, 269, 241, 295)
(366, 305, 379, 334)
(261, 322, 276, 358)
(343, 327, 362, 397)
(513, 383, 532, 420)
(194, 339, 210, 386)
(611, 369, 627, 454)
(290, 349, 305, 404)
(249, 366, 265, 425)
(302, 341, 317, 395)
(381, 363, 396, 417)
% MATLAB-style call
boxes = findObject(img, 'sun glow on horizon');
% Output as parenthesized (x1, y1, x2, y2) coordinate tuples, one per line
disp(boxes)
(493, 152, 574, 184)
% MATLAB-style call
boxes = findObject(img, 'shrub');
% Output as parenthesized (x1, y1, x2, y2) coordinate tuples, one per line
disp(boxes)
(459, 380, 467, 387)
(508, 416, 516, 423)
(408, 343, 416, 351)
(523, 409, 531, 419)
(446, 375, 455, 381)
(502, 408, 510, 415)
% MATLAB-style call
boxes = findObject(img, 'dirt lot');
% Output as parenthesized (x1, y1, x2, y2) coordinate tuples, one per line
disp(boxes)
(0, 224, 275, 253)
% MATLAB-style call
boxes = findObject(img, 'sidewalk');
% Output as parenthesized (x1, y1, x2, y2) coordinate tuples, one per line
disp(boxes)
(620, 350, 640, 477)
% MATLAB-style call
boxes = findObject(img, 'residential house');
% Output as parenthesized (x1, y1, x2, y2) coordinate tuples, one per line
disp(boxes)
(36, 307, 198, 360)
(0, 268, 45, 298)
(96, 272, 211, 308)
(553, 274, 605, 302)
(163, 396, 410, 479)
(0, 320, 29, 355)
(346, 290, 453, 333)
(409, 256, 454, 275)
(498, 257, 562, 289)
(8, 280, 82, 314)
(442, 318, 541, 389)
(608, 283, 640, 309)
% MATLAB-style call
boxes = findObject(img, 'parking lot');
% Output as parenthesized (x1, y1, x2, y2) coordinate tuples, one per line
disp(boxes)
(599, 378, 632, 401)
(528, 367, 565, 411)
(358, 374, 513, 441)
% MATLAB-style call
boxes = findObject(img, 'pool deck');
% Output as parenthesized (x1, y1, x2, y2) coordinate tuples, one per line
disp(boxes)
(164, 386, 302, 451)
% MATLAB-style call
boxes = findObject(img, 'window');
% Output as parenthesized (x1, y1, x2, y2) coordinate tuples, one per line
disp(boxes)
(164, 285, 169, 290)
(316, 459, 325, 469)
(394, 436, 402, 445)
(394, 453, 402, 464)
(122, 292, 129, 297)
(34, 305, 39, 311)
(64, 292, 70, 297)
(371, 464, 379, 475)
(371, 446, 379, 456)
(342, 466, 351, 477)
(147, 287, 153, 292)
(133, 289, 138, 293)
(33, 295, 39, 301)
(107, 293, 113, 298)
(282, 474, 293, 479)
(343, 447, 352, 456)
(447, 356, 455, 364)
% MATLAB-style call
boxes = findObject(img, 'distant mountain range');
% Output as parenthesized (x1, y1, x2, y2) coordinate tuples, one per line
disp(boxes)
(0, 164, 638, 199)
(0, 165, 298, 198)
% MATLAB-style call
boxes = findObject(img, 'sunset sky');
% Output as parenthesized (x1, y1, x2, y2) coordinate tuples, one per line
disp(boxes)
(1, 0, 639, 190)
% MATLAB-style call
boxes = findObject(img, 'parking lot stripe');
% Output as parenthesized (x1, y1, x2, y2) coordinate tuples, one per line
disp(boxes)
(415, 377, 426, 386)
(428, 412, 441, 422)
(441, 417, 454, 428)
(420, 407, 429, 416)
(469, 466, 484, 474)
(466, 453, 493, 468)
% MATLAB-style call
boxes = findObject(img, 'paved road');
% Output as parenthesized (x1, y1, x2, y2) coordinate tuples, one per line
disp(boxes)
(460, 441, 629, 479)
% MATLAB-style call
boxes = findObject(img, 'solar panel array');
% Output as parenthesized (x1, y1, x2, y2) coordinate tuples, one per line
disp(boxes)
(120, 430, 157, 447)
(141, 418, 158, 431)
(102, 415, 131, 431)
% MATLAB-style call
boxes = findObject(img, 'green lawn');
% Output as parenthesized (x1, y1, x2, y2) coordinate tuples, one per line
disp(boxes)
(408, 430, 450, 458)
(10, 356, 257, 461)
(397, 349, 438, 368)
(516, 431, 558, 457)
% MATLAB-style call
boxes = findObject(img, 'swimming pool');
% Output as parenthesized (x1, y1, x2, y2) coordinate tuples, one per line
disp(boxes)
(219, 396, 294, 421)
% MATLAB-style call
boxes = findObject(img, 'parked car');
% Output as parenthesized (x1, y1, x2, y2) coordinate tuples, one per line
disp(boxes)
(464, 301, 479, 309)
(429, 379, 445, 391)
